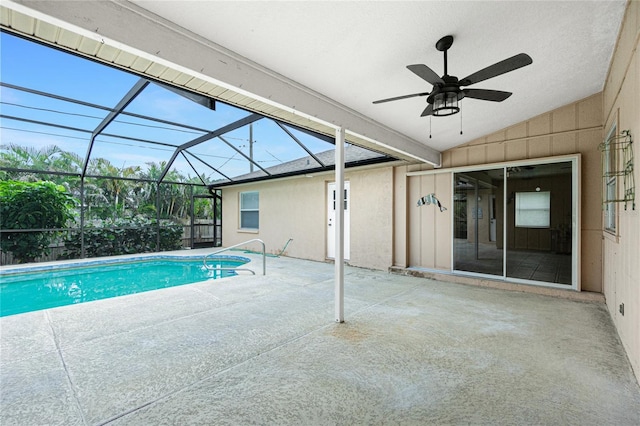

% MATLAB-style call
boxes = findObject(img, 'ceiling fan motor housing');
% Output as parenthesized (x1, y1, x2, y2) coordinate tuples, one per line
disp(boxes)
(428, 76, 463, 116)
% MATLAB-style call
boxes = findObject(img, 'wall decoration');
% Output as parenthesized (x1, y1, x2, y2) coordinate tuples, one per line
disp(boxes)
(599, 130, 635, 210)
(417, 193, 447, 212)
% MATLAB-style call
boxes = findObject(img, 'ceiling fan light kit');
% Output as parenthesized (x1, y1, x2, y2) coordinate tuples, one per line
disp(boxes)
(432, 91, 460, 116)
(374, 35, 532, 133)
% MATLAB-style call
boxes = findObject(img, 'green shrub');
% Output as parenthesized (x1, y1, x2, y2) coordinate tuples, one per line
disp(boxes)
(0, 180, 76, 263)
(63, 216, 183, 258)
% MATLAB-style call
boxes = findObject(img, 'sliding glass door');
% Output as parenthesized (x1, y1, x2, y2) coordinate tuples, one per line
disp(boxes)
(453, 158, 577, 289)
(454, 169, 504, 276)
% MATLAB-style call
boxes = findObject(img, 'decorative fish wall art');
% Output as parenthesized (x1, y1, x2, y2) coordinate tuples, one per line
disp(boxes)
(417, 193, 447, 212)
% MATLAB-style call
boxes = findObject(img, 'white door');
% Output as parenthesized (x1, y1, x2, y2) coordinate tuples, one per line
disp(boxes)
(327, 181, 350, 260)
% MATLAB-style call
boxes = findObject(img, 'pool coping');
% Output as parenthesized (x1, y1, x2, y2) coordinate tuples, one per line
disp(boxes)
(0, 251, 251, 276)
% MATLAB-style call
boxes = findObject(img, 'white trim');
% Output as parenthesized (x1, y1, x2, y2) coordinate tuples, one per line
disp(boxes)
(573, 155, 581, 291)
(239, 191, 259, 230)
(603, 124, 618, 234)
(334, 127, 345, 323)
(407, 154, 580, 177)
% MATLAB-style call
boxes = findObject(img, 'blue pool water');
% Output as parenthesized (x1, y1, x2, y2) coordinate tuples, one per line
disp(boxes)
(0, 255, 249, 317)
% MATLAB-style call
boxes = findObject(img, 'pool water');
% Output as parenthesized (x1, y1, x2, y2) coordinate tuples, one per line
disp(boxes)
(0, 256, 249, 317)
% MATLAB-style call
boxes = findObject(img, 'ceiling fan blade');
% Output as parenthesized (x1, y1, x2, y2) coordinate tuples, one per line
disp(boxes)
(463, 89, 512, 102)
(459, 53, 532, 86)
(420, 104, 433, 117)
(373, 92, 430, 104)
(407, 64, 444, 86)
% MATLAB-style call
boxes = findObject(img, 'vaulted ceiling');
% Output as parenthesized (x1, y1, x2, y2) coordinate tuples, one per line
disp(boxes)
(130, 1, 626, 150)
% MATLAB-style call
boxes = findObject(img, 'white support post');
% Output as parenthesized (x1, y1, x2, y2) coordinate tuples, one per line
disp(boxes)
(335, 127, 345, 323)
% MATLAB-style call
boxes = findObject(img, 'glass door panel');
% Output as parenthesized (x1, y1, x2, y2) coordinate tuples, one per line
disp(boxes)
(454, 169, 504, 276)
(505, 162, 573, 285)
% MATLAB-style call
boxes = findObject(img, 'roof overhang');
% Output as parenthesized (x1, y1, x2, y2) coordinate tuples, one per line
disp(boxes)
(1, 0, 441, 166)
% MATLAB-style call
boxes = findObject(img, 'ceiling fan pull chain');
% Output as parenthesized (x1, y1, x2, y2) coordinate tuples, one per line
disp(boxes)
(460, 102, 463, 135)
(429, 116, 432, 139)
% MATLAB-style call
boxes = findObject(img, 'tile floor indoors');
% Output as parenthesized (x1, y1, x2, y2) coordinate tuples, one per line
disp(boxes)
(1, 250, 639, 425)
(454, 239, 572, 284)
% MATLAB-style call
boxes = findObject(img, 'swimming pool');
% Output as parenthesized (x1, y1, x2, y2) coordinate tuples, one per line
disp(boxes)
(0, 255, 250, 317)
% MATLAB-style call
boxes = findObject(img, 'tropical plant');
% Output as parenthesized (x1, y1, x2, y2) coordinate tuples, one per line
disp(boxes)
(88, 158, 141, 219)
(0, 180, 77, 263)
(1, 147, 212, 261)
(63, 215, 183, 258)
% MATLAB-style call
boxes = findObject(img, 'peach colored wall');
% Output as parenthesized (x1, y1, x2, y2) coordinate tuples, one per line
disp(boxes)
(222, 176, 326, 260)
(221, 166, 394, 270)
(402, 93, 603, 293)
(406, 172, 453, 270)
(602, 0, 639, 383)
(348, 167, 394, 269)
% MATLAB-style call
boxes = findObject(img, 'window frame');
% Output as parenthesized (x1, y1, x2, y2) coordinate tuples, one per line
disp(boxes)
(239, 191, 259, 230)
(604, 124, 617, 234)
(515, 191, 551, 228)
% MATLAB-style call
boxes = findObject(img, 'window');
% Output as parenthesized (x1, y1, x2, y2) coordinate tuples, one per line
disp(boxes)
(515, 191, 550, 228)
(604, 125, 617, 233)
(240, 191, 259, 229)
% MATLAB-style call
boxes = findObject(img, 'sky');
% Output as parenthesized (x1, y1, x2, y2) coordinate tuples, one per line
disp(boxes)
(0, 31, 352, 184)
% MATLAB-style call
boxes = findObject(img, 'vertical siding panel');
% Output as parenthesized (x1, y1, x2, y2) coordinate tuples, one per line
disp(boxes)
(441, 151, 453, 168)
(528, 136, 552, 158)
(552, 103, 577, 133)
(435, 173, 453, 269)
(451, 148, 469, 167)
(393, 166, 408, 267)
(578, 130, 603, 233)
(551, 133, 577, 155)
(505, 139, 527, 161)
(487, 130, 506, 143)
(467, 145, 487, 166)
(506, 123, 527, 140)
(529, 114, 551, 137)
(486, 142, 506, 163)
(578, 94, 603, 128)
(420, 175, 436, 268)
(408, 176, 422, 267)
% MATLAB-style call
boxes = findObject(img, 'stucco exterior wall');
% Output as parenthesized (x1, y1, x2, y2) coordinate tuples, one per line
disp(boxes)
(222, 176, 326, 260)
(602, 0, 639, 383)
(347, 167, 394, 269)
(399, 93, 603, 293)
(221, 166, 394, 270)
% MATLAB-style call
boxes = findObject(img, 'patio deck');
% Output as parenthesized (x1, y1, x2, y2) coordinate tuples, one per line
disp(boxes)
(1, 251, 639, 425)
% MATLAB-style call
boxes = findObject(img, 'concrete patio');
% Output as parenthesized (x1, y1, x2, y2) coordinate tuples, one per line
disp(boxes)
(1, 251, 639, 425)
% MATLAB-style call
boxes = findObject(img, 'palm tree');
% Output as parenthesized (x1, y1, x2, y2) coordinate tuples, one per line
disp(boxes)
(0, 143, 63, 180)
(143, 162, 189, 219)
(88, 158, 141, 219)
(52, 150, 84, 175)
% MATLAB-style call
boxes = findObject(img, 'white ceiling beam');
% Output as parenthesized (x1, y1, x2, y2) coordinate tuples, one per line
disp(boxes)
(6, 0, 441, 166)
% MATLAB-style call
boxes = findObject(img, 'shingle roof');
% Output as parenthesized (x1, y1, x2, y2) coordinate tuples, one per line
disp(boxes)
(215, 144, 391, 185)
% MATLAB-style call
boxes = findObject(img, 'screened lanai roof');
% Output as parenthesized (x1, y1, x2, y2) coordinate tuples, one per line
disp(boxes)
(0, 31, 397, 187)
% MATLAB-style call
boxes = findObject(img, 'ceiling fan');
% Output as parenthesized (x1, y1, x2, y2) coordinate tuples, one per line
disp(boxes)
(373, 35, 532, 117)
